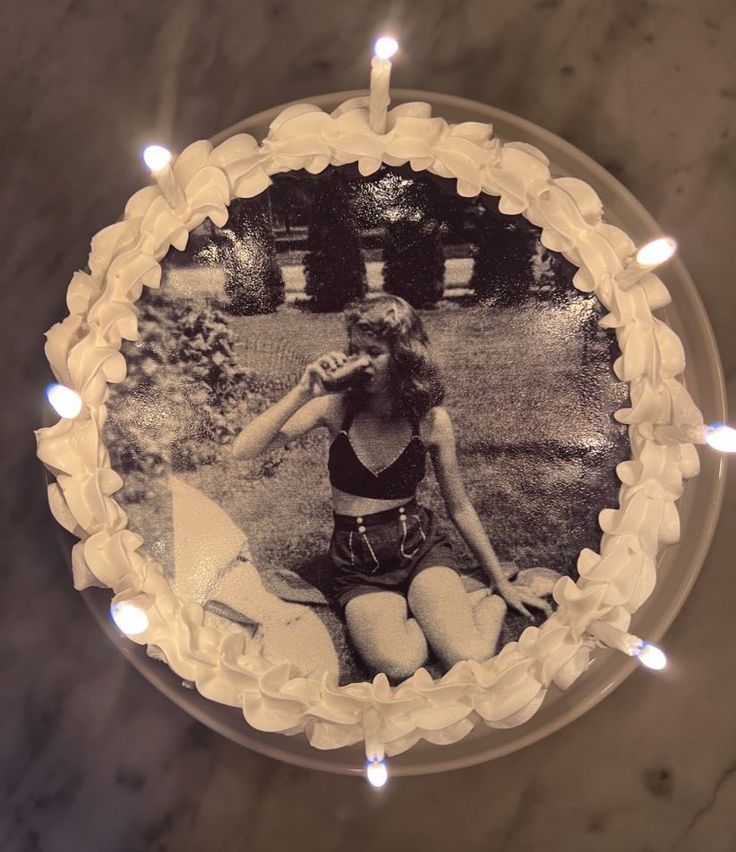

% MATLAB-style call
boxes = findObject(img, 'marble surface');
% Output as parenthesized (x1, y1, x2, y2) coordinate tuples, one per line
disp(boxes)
(3, 1, 735, 849)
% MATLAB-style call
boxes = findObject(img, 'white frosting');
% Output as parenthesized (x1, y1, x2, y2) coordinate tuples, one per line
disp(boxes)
(35, 98, 704, 757)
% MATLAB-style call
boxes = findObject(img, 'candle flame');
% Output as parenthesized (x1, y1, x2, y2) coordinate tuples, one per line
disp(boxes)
(142, 144, 172, 173)
(111, 601, 149, 635)
(366, 757, 388, 787)
(705, 423, 736, 453)
(634, 641, 667, 670)
(635, 237, 677, 267)
(45, 383, 82, 419)
(374, 36, 398, 60)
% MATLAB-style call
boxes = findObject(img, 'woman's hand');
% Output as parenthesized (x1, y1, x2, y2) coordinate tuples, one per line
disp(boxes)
(297, 351, 349, 398)
(495, 579, 553, 620)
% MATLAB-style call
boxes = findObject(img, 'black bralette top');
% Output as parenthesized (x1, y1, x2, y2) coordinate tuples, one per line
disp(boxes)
(328, 410, 426, 500)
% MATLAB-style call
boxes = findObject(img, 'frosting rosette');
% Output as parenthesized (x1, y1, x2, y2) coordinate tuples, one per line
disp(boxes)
(35, 95, 704, 758)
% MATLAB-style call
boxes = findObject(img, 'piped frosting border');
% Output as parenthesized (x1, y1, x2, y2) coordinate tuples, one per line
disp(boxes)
(36, 97, 704, 756)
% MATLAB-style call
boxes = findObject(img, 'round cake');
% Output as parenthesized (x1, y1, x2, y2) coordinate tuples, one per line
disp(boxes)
(36, 94, 704, 759)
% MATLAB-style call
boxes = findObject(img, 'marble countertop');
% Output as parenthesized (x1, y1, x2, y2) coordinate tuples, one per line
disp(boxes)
(3, 2, 735, 850)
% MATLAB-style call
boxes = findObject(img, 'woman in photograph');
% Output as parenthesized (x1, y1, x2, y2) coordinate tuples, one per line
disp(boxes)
(233, 295, 551, 681)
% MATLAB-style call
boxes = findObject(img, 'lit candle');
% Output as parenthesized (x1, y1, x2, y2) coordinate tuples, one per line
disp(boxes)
(703, 423, 736, 453)
(651, 423, 706, 445)
(587, 621, 667, 670)
(45, 383, 82, 419)
(142, 144, 185, 208)
(363, 705, 386, 786)
(651, 421, 736, 452)
(110, 597, 150, 636)
(615, 237, 677, 289)
(368, 36, 398, 135)
(635, 642, 667, 670)
(366, 757, 389, 787)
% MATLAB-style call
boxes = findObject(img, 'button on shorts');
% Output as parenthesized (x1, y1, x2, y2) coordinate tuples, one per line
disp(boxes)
(329, 499, 464, 610)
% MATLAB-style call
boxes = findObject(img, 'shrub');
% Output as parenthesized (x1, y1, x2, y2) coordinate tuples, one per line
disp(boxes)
(470, 207, 535, 306)
(221, 197, 285, 315)
(380, 172, 447, 308)
(303, 172, 367, 312)
(383, 217, 446, 308)
(105, 293, 281, 502)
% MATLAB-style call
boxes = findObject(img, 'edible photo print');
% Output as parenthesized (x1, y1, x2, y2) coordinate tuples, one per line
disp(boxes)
(104, 165, 630, 685)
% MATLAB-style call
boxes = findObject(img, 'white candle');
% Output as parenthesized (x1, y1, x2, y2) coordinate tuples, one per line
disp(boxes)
(142, 144, 185, 208)
(363, 706, 385, 763)
(650, 422, 736, 452)
(588, 621, 641, 655)
(368, 36, 398, 134)
(651, 423, 707, 445)
(587, 622, 667, 669)
(615, 236, 677, 289)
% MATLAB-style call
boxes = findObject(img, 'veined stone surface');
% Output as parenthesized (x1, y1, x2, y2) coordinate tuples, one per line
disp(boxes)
(4, 1, 735, 850)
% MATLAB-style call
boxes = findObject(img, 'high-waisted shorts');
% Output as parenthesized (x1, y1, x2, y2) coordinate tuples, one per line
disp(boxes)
(329, 499, 464, 610)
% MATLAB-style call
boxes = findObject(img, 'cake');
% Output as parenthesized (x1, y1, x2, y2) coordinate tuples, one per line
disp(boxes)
(36, 94, 704, 760)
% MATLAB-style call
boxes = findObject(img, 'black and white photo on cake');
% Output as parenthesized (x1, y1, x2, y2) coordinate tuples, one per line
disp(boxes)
(103, 164, 630, 685)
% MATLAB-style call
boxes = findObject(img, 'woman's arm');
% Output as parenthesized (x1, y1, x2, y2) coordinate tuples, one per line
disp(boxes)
(232, 351, 346, 461)
(232, 385, 319, 460)
(428, 407, 551, 618)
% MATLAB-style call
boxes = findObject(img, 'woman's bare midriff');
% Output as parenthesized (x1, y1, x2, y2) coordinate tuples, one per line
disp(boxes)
(331, 485, 413, 517)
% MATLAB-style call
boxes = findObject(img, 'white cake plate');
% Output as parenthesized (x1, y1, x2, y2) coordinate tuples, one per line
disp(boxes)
(81, 91, 726, 776)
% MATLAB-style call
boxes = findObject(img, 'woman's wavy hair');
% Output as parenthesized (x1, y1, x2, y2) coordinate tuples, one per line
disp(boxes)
(342, 295, 445, 422)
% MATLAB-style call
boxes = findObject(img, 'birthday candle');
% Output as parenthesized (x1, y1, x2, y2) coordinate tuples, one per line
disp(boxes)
(615, 237, 677, 289)
(142, 144, 186, 208)
(587, 622, 667, 669)
(368, 36, 398, 135)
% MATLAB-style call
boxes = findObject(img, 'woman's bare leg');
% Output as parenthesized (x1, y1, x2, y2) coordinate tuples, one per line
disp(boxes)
(408, 566, 506, 668)
(345, 592, 428, 682)
(467, 587, 508, 641)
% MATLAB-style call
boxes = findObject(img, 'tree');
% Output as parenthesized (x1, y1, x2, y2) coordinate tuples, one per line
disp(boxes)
(382, 217, 445, 308)
(221, 196, 285, 315)
(470, 206, 534, 306)
(381, 171, 446, 308)
(303, 172, 367, 312)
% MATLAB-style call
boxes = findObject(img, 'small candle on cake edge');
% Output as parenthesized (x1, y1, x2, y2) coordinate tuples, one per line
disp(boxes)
(368, 36, 399, 135)
(616, 236, 677, 289)
(142, 144, 186, 208)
